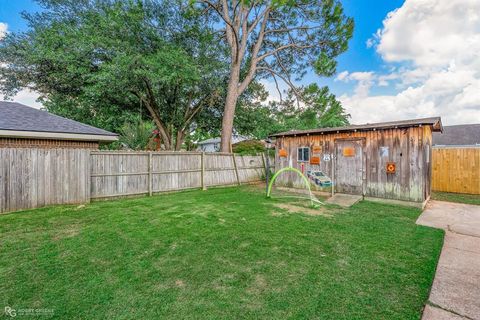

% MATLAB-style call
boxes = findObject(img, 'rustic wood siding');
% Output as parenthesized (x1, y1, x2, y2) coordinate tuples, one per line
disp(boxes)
(432, 147, 480, 195)
(0, 148, 90, 213)
(275, 126, 432, 202)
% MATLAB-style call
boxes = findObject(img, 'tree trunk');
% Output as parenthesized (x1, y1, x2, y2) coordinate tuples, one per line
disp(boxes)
(175, 130, 185, 151)
(220, 65, 240, 152)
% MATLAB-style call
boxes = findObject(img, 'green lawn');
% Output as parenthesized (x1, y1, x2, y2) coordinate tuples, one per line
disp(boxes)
(0, 186, 443, 319)
(432, 191, 480, 206)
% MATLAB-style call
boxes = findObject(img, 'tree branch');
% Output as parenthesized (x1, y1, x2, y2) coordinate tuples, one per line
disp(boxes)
(257, 66, 302, 100)
(200, 0, 240, 56)
(257, 43, 315, 62)
(247, 6, 269, 34)
(237, 6, 271, 94)
(271, 74, 283, 101)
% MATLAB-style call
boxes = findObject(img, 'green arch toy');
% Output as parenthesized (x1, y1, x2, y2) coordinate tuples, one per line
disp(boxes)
(266, 167, 321, 207)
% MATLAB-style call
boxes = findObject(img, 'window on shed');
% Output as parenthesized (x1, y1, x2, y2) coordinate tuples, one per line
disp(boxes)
(297, 147, 310, 162)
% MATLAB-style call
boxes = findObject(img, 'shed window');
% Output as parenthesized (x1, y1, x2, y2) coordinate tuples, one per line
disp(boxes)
(297, 147, 310, 162)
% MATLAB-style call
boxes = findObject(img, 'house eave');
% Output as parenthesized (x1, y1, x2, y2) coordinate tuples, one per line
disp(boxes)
(0, 130, 119, 142)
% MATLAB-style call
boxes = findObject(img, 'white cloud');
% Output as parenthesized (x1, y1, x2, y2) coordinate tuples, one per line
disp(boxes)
(335, 71, 349, 81)
(340, 0, 480, 126)
(0, 22, 7, 39)
(0, 21, 43, 109)
(339, 68, 480, 125)
(335, 71, 376, 97)
(376, 0, 480, 68)
(365, 38, 374, 49)
(2, 89, 43, 109)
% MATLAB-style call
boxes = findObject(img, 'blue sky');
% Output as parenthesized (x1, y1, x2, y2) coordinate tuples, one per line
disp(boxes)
(0, 0, 403, 97)
(1, 0, 479, 125)
(312, 0, 405, 96)
(0, 0, 41, 31)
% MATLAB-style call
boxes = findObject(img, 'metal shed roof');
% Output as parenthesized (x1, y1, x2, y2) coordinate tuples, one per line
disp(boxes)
(270, 117, 443, 138)
(0, 101, 118, 141)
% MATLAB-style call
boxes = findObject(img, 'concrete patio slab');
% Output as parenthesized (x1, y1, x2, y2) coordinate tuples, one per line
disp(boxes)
(417, 200, 480, 320)
(417, 200, 480, 237)
(422, 305, 469, 320)
(325, 193, 362, 207)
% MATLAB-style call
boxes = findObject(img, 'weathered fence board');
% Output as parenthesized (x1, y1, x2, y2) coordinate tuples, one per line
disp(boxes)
(0, 149, 269, 213)
(432, 147, 480, 195)
(90, 152, 150, 198)
(152, 153, 202, 192)
(0, 148, 90, 213)
(89, 151, 267, 199)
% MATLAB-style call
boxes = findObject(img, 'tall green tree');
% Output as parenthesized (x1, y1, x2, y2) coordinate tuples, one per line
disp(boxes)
(0, 0, 227, 150)
(235, 83, 350, 139)
(194, 0, 354, 151)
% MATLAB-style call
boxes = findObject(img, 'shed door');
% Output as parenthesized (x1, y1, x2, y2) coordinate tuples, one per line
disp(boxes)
(335, 139, 364, 195)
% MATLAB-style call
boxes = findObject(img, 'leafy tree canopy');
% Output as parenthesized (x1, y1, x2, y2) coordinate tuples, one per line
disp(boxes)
(0, 0, 228, 150)
(234, 83, 350, 139)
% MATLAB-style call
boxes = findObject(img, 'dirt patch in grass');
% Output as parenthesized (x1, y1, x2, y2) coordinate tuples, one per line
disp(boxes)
(272, 203, 333, 217)
(175, 279, 185, 288)
(52, 226, 81, 241)
(247, 274, 268, 295)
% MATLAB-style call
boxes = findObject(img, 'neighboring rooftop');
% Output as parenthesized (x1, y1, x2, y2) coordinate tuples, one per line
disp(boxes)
(198, 135, 249, 145)
(270, 117, 443, 137)
(433, 124, 480, 146)
(0, 101, 117, 141)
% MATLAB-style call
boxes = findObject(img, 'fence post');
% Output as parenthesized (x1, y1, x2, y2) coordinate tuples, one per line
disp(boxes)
(86, 149, 91, 203)
(232, 153, 241, 185)
(148, 151, 153, 196)
(331, 153, 335, 197)
(262, 152, 269, 194)
(201, 152, 206, 190)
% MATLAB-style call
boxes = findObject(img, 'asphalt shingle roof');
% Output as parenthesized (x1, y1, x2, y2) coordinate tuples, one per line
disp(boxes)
(433, 124, 480, 146)
(0, 101, 117, 136)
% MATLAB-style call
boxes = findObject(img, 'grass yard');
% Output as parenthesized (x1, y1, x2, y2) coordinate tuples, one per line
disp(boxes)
(0, 186, 443, 319)
(432, 191, 480, 206)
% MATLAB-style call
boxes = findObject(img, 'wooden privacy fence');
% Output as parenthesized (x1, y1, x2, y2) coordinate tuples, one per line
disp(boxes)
(0, 148, 90, 213)
(432, 146, 480, 195)
(0, 148, 268, 213)
(90, 151, 266, 199)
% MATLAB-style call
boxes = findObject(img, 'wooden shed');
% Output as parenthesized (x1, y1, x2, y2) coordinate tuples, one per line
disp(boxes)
(270, 117, 443, 206)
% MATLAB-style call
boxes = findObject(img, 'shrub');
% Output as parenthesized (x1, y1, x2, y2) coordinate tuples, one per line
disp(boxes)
(119, 120, 155, 150)
(233, 140, 265, 155)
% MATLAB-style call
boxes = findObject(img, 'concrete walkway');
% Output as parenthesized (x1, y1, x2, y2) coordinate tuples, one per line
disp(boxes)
(417, 200, 480, 320)
(325, 193, 362, 207)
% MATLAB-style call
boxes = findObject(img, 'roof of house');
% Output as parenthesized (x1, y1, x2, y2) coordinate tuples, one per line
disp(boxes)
(270, 117, 443, 138)
(432, 124, 480, 146)
(0, 101, 118, 142)
(197, 135, 249, 145)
